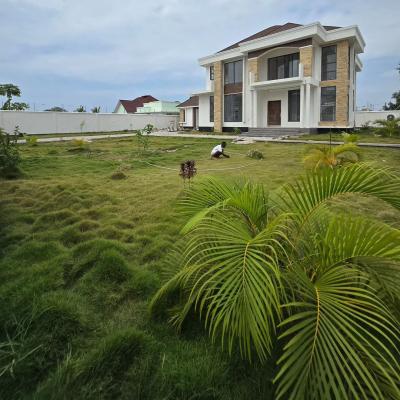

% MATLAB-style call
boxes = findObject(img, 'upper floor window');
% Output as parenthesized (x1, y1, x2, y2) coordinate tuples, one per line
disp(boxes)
(224, 60, 243, 84)
(320, 86, 336, 121)
(268, 53, 299, 80)
(210, 66, 214, 81)
(321, 45, 337, 81)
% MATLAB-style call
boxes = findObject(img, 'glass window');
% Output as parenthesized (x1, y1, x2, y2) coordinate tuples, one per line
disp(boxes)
(224, 60, 243, 84)
(288, 90, 300, 122)
(210, 66, 214, 81)
(224, 94, 242, 122)
(321, 45, 337, 81)
(268, 53, 299, 80)
(320, 86, 336, 121)
(210, 96, 214, 122)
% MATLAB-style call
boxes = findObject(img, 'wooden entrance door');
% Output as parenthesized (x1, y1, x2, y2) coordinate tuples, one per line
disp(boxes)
(268, 101, 281, 126)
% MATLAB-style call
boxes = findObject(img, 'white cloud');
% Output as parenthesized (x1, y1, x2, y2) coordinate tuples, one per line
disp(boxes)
(0, 0, 399, 109)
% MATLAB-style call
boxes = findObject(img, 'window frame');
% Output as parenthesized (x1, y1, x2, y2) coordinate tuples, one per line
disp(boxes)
(321, 45, 337, 81)
(224, 60, 243, 85)
(320, 86, 336, 122)
(210, 65, 214, 81)
(267, 53, 299, 81)
(224, 93, 242, 122)
(288, 89, 300, 122)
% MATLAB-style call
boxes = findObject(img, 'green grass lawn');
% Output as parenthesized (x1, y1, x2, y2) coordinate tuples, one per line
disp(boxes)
(289, 130, 400, 144)
(1, 137, 400, 399)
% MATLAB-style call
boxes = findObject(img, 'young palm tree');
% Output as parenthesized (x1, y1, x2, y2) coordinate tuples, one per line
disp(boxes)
(151, 164, 400, 400)
(374, 118, 400, 137)
(304, 144, 362, 170)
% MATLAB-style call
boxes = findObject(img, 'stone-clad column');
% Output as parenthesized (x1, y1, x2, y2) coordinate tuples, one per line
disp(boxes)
(213, 61, 223, 132)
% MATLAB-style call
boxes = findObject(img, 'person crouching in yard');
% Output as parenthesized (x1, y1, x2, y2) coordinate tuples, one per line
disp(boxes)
(211, 141, 230, 159)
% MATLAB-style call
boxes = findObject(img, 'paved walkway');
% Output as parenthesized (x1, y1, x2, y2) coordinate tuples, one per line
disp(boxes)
(17, 131, 400, 149)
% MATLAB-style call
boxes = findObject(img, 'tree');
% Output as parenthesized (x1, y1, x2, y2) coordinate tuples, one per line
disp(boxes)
(374, 118, 400, 137)
(91, 106, 100, 113)
(303, 143, 361, 170)
(383, 63, 400, 110)
(151, 165, 400, 399)
(74, 105, 86, 112)
(8, 102, 29, 111)
(45, 106, 67, 112)
(0, 84, 22, 110)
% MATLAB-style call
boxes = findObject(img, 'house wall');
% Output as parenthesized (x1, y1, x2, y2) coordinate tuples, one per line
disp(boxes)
(198, 94, 213, 128)
(115, 104, 127, 114)
(0, 111, 179, 135)
(180, 107, 194, 128)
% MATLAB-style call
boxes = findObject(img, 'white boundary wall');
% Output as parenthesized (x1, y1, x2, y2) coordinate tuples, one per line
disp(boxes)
(0, 111, 179, 135)
(355, 111, 400, 127)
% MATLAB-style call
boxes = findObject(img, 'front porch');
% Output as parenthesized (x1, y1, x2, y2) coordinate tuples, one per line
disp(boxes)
(249, 75, 319, 130)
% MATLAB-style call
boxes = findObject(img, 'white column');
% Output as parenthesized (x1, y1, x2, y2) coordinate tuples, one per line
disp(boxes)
(305, 83, 311, 128)
(253, 90, 258, 128)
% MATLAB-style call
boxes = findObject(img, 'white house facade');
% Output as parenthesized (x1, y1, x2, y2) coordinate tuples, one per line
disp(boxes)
(187, 22, 365, 133)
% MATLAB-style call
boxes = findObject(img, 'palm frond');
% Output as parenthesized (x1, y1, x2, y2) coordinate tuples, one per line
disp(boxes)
(279, 164, 400, 223)
(275, 265, 400, 400)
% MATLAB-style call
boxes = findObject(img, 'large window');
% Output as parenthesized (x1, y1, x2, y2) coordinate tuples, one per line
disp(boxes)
(268, 53, 299, 80)
(321, 45, 337, 81)
(320, 86, 336, 121)
(288, 90, 300, 122)
(210, 96, 214, 122)
(224, 60, 243, 84)
(210, 66, 214, 81)
(224, 94, 242, 122)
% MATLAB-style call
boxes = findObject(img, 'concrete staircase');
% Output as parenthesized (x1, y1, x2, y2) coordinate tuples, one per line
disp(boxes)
(243, 127, 311, 138)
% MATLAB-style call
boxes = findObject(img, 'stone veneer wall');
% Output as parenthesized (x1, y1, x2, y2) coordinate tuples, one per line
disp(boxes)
(319, 40, 350, 127)
(299, 46, 313, 77)
(179, 109, 185, 123)
(213, 61, 223, 132)
(248, 57, 259, 82)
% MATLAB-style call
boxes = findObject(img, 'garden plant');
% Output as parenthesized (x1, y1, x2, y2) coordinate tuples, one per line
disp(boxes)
(151, 164, 400, 399)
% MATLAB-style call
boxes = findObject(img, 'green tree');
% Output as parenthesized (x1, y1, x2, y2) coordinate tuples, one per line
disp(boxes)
(151, 165, 400, 399)
(45, 106, 67, 112)
(74, 105, 86, 113)
(8, 102, 29, 111)
(91, 106, 100, 113)
(0, 84, 22, 110)
(383, 63, 400, 110)
(374, 118, 400, 137)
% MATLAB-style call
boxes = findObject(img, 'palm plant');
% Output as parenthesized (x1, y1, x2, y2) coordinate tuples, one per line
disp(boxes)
(304, 144, 361, 170)
(151, 164, 400, 399)
(0, 84, 22, 110)
(374, 118, 400, 137)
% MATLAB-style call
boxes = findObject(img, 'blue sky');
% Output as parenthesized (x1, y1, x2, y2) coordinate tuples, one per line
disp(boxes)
(1, 0, 399, 112)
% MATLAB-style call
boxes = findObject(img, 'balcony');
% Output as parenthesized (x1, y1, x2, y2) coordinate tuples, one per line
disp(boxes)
(250, 64, 305, 90)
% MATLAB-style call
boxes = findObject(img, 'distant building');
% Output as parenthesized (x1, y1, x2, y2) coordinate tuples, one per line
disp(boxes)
(136, 100, 180, 115)
(177, 96, 199, 130)
(114, 95, 157, 114)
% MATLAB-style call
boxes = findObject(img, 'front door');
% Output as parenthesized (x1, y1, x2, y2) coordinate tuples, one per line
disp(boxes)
(268, 101, 281, 126)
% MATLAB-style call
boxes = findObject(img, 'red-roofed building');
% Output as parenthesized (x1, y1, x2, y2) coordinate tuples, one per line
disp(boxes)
(114, 95, 158, 114)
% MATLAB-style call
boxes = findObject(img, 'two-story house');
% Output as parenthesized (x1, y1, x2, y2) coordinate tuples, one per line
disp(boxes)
(183, 22, 365, 134)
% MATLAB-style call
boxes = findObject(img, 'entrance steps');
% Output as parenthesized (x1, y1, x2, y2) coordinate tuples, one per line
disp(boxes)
(243, 127, 315, 137)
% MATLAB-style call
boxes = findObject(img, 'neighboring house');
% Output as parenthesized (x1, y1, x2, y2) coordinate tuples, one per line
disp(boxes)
(114, 95, 157, 114)
(191, 22, 365, 133)
(136, 100, 180, 114)
(177, 96, 199, 130)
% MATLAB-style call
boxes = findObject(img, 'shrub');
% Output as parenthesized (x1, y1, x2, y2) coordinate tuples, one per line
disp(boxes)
(25, 135, 38, 146)
(110, 171, 127, 180)
(341, 131, 359, 144)
(374, 118, 400, 137)
(247, 149, 264, 159)
(0, 127, 21, 179)
(136, 124, 154, 154)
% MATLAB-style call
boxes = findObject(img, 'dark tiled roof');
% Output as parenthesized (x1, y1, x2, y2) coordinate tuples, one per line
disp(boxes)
(218, 22, 341, 53)
(119, 95, 158, 113)
(178, 96, 199, 108)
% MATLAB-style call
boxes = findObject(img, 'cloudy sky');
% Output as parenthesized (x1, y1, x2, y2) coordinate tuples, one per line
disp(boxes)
(1, 0, 399, 112)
